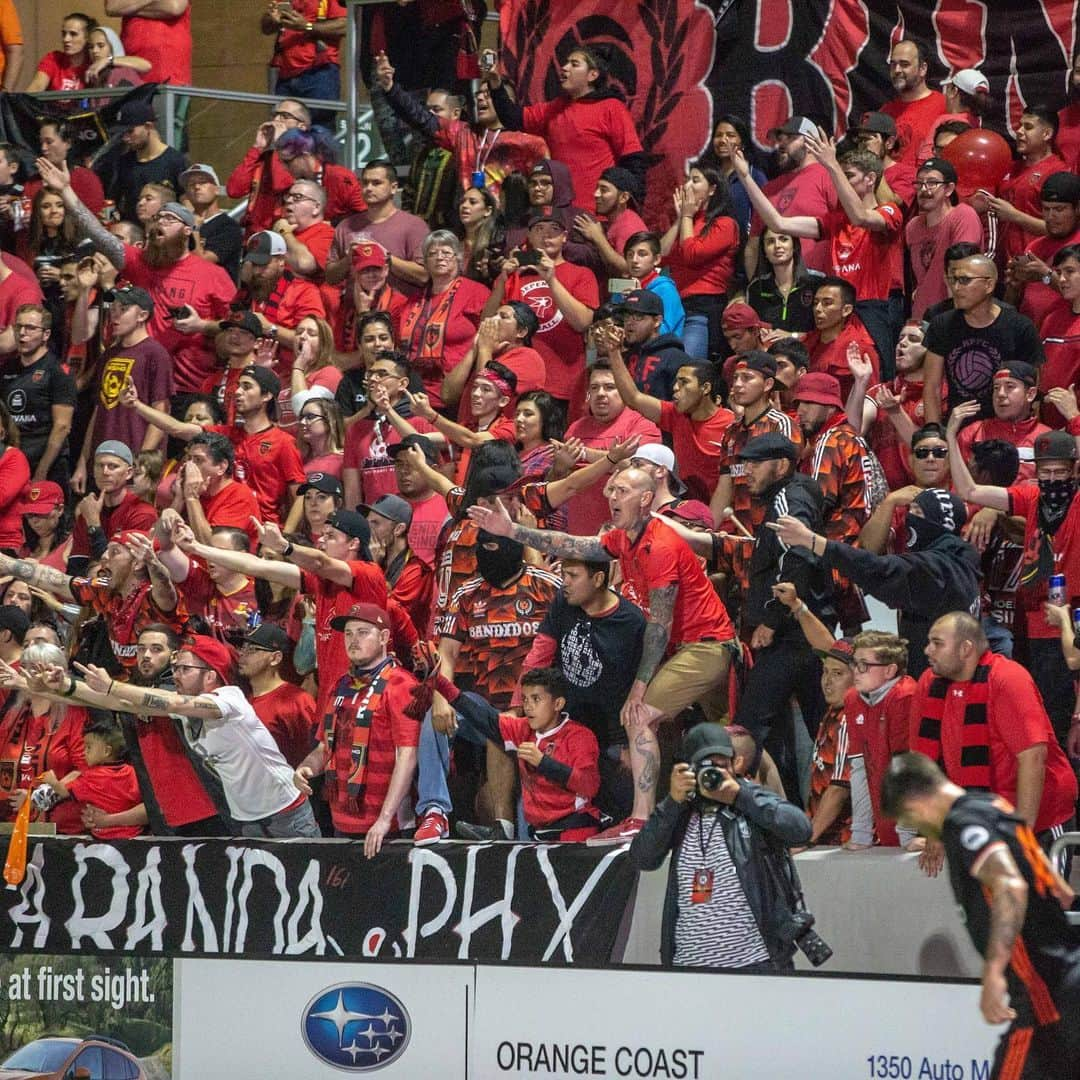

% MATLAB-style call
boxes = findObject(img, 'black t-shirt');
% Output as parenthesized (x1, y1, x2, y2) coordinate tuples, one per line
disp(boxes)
(924, 304, 1043, 416)
(539, 591, 646, 747)
(99, 145, 189, 221)
(0, 351, 76, 464)
(944, 792, 1080, 1026)
(199, 211, 244, 284)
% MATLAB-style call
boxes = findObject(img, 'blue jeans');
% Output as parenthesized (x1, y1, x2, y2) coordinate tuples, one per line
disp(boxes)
(240, 797, 321, 839)
(682, 314, 709, 360)
(275, 65, 341, 127)
(416, 696, 489, 817)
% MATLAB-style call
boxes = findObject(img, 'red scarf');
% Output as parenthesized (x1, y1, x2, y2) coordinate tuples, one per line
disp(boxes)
(325, 656, 396, 807)
(912, 656, 992, 789)
(401, 278, 462, 382)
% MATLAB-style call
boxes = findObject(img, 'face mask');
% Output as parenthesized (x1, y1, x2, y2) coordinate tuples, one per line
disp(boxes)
(1038, 477, 1076, 528)
(904, 512, 949, 552)
(476, 530, 524, 586)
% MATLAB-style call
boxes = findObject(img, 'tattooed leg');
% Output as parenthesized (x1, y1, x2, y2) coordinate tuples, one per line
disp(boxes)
(628, 721, 662, 820)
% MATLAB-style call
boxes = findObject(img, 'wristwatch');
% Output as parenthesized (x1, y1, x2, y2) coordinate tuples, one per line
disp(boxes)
(1042, 273, 1053, 286)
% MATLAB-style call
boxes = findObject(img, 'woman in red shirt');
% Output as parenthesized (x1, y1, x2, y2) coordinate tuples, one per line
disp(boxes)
(18, 480, 70, 570)
(660, 162, 740, 362)
(27, 13, 93, 94)
(400, 231, 491, 410)
(0, 403, 28, 555)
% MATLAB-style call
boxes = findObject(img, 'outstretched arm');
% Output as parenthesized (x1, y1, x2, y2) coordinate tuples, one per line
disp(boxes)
(731, 149, 820, 238)
(73, 662, 224, 719)
(0, 552, 75, 601)
(35, 157, 126, 269)
(166, 513, 302, 589)
(467, 499, 611, 562)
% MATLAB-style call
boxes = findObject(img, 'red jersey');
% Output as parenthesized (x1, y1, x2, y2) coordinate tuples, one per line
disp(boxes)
(202, 479, 262, 550)
(804, 314, 879, 401)
(658, 400, 733, 503)
(664, 214, 739, 298)
(445, 566, 561, 708)
(807, 705, 851, 845)
(251, 681, 318, 769)
(70, 490, 157, 560)
(208, 423, 306, 525)
(803, 415, 872, 544)
(249, 271, 326, 381)
(342, 409, 438, 504)
(323, 658, 419, 835)
(405, 490, 449, 569)
(998, 155, 1070, 261)
(129, 714, 219, 828)
(271, 0, 346, 79)
(453, 415, 516, 486)
(1038, 299, 1080, 427)
(600, 518, 734, 646)
(879, 91, 947, 168)
(70, 579, 184, 670)
(121, 9, 191, 84)
(225, 148, 293, 235)
(35, 51, 86, 91)
(844, 678, 916, 847)
(181, 561, 259, 640)
(1020, 227, 1080, 329)
(751, 163, 838, 273)
(957, 415, 1049, 484)
(388, 552, 435, 636)
(866, 376, 933, 489)
(68, 763, 143, 840)
(718, 406, 802, 533)
(821, 203, 903, 301)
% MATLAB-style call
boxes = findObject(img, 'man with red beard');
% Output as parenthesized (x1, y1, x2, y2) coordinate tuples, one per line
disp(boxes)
(35, 156, 236, 394)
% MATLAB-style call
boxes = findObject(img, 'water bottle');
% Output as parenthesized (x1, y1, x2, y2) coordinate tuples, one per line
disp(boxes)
(1048, 573, 1067, 606)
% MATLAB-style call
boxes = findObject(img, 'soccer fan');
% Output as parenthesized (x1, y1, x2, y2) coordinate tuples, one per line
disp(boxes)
(105, 0, 191, 87)
(36, 158, 236, 393)
(485, 45, 645, 214)
(879, 39, 946, 168)
(197, 311, 265, 427)
(469, 467, 736, 840)
(388, 438, 450, 569)
(181, 163, 242, 282)
(923, 255, 1044, 422)
(262, 0, 345, 120)
(27, 12, 92, 93)
(721, 301, 773, 362)
(73, 286, 171, 493)
(326, 160, 429, 292)
(905, 158, 984, 321)
(273, 180, 336, 300)
(882, 754, 1080, 1073)
(768, 337, 812, 414)
(616, 289, 687, 401)
(801, 278, 879, 399)
(623, 232, 685, 337)
(273, 129, 365, 225)
(743, 231, 818, 336)
(294, 603, 419, 853)
(504, 160, 596, 268)
(0, 303, 74, 485)
(920, 69, 990, 159)
(0, 248, 42, 361)
(1040, 244, 1080, 426)
(573, 168, 648, 279)
(362, 493, 434, 633)
(805, 639, 854, 846)
(25, 121, 105, 216)
(853, 111, 915, 210)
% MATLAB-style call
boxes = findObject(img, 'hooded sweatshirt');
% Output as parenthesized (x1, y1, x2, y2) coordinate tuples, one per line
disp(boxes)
(626, 332, 688, 401)
(505, 158, 597, 269)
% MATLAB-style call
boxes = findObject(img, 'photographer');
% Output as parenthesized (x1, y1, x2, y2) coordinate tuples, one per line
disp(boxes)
(628, 722, 813, 971)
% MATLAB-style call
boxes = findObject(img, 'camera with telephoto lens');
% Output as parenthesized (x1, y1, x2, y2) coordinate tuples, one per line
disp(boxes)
(777, 909, 833, 967)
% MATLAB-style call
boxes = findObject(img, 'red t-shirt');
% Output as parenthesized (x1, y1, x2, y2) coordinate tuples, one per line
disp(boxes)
(600, 518, 734, 646)
(121, 247, 236, 392)
(957, 416, 1048, 484)
(131, 714, 219, 828)
(68, 763, 143, 840)
(879, 91, 947, 168)
(455, 343, 547, 428)
(70, 490, 157, 560)
(751, 163, 839, 273)
(0, 446, 28, 549)
(251, 681, 318, 768)
(0, 272, 43, 358)
(821, 203, 903, 302)
(805, 315, 879, 402)
(453, 415, 516, 486)
(36, 50, 87, 91)
(209, 424, 306, 525)
(250, 273, 327, 383)
(182, 561, 260, 639)
(390, 554, 434, 637)
(910, 653, 1077, 833)
(405, 491, 449, 570)
(664, 214, 739, 298)
(658, 400, 733, 504)
(121, 10, 192, 84)
(1020, 227, 1080, 330)
(905, 204, 985, 320)
(342, 410, 439, 505)
(202, 479, 262, 550)
(1058, 102, 1080, 171)
(505, 263, 600, 401)
(271, 0, 346, 78)
(998, 155, 1070, 261)
(1038, 299, 1080, 427)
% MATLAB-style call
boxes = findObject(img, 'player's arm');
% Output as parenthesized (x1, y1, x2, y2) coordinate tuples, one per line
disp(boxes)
(972, 844, 1028, 1024)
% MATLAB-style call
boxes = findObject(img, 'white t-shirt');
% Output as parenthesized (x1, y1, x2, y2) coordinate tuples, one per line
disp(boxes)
(179, 685, 300, 821)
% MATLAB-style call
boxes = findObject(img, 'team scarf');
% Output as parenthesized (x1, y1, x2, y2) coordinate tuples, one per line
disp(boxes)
(326, 656, 397, 802)
(401, 278, 462, 382)
(912, 655, 992, 790)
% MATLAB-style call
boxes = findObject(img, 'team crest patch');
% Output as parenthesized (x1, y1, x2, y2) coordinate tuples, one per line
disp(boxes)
(960, 825, 989, 851)
(99, 356, 136, 409)
(31, 370, 43, 383)
(260, 440, 273, 455)
(515, 596, 534, 617)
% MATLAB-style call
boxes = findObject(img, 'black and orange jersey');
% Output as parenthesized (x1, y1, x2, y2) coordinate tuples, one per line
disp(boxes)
(802, 416, 872, 544)
(433, 488, 479, 628)
(443, 565, 561, 709)
(720, 407, 803, 533)
(944, 793, 1080, 1029)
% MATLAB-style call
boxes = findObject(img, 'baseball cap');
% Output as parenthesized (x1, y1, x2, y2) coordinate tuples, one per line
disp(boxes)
(917, 157, 958, 186)
(770, 116, 817, 139)
(943, 68, 989, 96)
(733, 352, 778, 380)
(620, 289, 664, 317)
(857, 111, 897, 137)
(0, 605, 30, 641)
(681, 722, 734, 765)
(104, 285, 153, 312)
(737, 432, 799, 463)
(663, 499, 714, 529)
(94, 440, 133, 465)
(178, 162, 222, 190)
(20, 481, 63, 514)
(352, 241, 389, 272)
(473, 464, 522, 498)
(326, 509, 372, 546)
(219, 310, 265, 337)
(389, 433, 439, 465)
(529, 162, 553, 178)
(244, 230, 288, 265)
(631, 443, 688, 496)
(117, 99, 155, 128)
(1041, 172, 1080, 204)
(183, 634, 237, 684)
(298, 472, 343, 498)
(721, 302, 766, 330)
(793, 372, 844, 409)
(1034, 430, 1080, 462)
(241, 364, 280, 399)
(293, 386, 336, 418)
(158, 202, 195, 228)
(815, 638, 855, 665)
(526, 207, 567, 230)
(599, 165, 645, 207)
(244, 622, 292, 654)
(109, 529, 150, 549)
(329, 602, 389, 632)
(361, 493, 413, 526)
(993, 361, 1037, 388)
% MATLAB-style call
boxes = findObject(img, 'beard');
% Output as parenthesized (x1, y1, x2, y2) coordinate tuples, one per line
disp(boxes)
(144, 231, 188, 269)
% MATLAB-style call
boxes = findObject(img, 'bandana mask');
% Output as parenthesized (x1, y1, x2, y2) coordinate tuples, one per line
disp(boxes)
(476, 530, 524, 587)
(904, 512, 950, 553)
(1038, 478, 1077, 533)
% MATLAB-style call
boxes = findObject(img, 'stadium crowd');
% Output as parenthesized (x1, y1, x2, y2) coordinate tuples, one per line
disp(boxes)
(0, 9, 1078, 972)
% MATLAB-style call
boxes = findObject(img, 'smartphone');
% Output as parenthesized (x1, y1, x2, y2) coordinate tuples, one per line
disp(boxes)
(607, 277, 638, 296)
(168, 305, 191, 319)
(516, 250, 541, 268)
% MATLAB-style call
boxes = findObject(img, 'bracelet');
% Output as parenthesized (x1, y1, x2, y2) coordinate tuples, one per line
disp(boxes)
(108, 679, 115, 696)
(282, 541, 294, 558)
(305, 20, 314, 31)
(795, 602, 808, 618)
(606, 453, 617, 465)
(63, 676, 78, 698)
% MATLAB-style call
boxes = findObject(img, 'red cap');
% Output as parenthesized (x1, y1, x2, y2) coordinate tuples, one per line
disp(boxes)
(110, 529, 152, 548)
(351, 242, 389, 272)
(182, 634, 238, 684)
(330, 602, 389, 632)
(721, 302, 767, 331)
(792, 372, 844, 409)
(20, 481, 64, 514)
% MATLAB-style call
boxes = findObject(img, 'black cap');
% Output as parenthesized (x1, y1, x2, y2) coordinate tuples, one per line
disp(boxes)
(918, 157, 958, 185)
(389, 433, 439, 465)
(858, 111, 896, 137)
(473, 464, 522, 498)
(0, 604, 30, 641)
(620, 289, 664, 317)
(117, 99, 156, 127)
(737, 432, 799, 463)
(599, 165, 646, 206)
(298, 472, 343, 497)
(1034, 430, 1080, 462)
(219, 311, 265, 338)
(241, 364, 281, 399)
(993, 361, 1037, 388)
(526, 207, 567, 230)
(327, 509, 372, 546)
(732, 351, 778, 380)
(1041, 172, 1080, 204)
(361, 493, 413, 526)
(104, 285, 154, 313)
(681, 722, 734, 765)
(245, 622, 292, 655)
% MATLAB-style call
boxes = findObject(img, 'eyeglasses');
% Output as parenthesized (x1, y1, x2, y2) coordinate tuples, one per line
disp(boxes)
(14, 323, 44, 333)
(284, 192, 317, 204)
(172, 663, 211, 674)
(273, 110, 304, 123)
(853, 660, 893, 674)
(298, 412, 325, 423)
(364, 369, 398, 381)
(913, 446, 948, 459)
(915, 179, 946, 190)
(947, 275, 991, 286)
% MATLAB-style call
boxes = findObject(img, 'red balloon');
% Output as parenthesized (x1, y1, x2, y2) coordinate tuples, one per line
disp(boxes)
(940, 129, 1014, 197)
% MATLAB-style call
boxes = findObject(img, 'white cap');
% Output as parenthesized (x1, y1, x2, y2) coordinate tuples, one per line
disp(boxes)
(292, 386, 335, 415)
(944, 69, 989, 96)
(179, 162, 222, 191)
(631, 443, 688, 495)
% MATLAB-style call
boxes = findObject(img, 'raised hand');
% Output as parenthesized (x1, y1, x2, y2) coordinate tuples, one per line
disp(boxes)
(846, 342, 873, 383)
(73, 662, 114, 696)
(34, 156, 71, 193)
(466, 496, 515, 537)
(405, 389, 437, 422)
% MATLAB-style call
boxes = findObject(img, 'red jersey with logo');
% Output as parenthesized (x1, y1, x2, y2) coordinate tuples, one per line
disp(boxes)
(181, 561, 259, 639)
(249, 271, 327, 381)
(821, 203, 903, 301)
(444, 566, 561, 709)
(998, 155, 1070, 261)
(803, 416, 873, 543)
(271, 0, 347, 78)
(718, 407, 802, 533)
(601, 518, 735, 645)
(209, 423, 306, 525)
(251, 681, 318, 768)
(807, 705, 851, 845)
(201, 479, 262, 550)
(658, 400, 733, 504)
(1038, 300, 1080, 428)
(342, 410, 439, 505)
(69, 578, 185, 670)
(68, 763, 143, 839)
(804, 314, 879, 402)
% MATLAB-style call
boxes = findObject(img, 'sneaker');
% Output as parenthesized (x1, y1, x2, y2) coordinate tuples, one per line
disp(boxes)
(586, 817, 646, 846)
(455, 819, 513, 841)
(413, 809, 449, 845)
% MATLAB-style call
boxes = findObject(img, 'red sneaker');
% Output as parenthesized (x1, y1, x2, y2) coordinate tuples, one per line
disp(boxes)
(586, 817, 646, 846)
(413, 809, 449, 845)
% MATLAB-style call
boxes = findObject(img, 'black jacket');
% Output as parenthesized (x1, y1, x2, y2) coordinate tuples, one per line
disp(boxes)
(628, 782, 811, 967)
(627, 332, 686, 401)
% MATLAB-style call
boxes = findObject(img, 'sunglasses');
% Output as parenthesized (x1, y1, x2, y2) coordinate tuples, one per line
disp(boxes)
(912, 446, 948, 460)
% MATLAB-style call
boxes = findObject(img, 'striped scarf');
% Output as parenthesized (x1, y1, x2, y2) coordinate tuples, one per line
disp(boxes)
(912, 658, 992, 789)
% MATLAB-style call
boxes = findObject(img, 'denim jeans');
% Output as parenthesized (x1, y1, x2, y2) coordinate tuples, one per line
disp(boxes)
(240, 797, 321, 839)
(275, 65, 342, 127)
(682, 313, 709, 361)
(416, 697, 490, 817)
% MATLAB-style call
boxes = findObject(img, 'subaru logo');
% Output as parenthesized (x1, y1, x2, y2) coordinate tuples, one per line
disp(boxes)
(302, 982, 411, 1071)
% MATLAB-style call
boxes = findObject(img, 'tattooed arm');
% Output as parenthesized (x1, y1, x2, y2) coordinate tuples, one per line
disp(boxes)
(466, 498, 612, 561)
(0, 552, 75, 601)
(35, 157, 126, 269)
(74, 662, 225, 719)
(974, 844, 1028, 1024)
